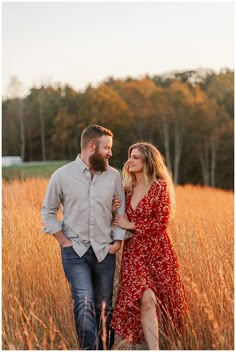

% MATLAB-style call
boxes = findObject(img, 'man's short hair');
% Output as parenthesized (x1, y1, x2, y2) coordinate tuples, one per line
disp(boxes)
(81, 125, 113, 150)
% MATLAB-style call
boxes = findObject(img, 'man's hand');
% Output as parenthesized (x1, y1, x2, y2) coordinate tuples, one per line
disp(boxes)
(109, 241, 122, 254)
(53, 231, 72, 248)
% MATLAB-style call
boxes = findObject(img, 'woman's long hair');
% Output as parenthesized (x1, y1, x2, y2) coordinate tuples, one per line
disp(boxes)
(123, 142, 175, 216)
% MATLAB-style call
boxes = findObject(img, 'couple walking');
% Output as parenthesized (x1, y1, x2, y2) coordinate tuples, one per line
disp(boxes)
(41, 125, 187, 350)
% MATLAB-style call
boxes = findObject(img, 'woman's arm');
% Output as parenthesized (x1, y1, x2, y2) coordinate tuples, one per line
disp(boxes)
(113, 214, 136, 231)
(114, 182, 171, 235)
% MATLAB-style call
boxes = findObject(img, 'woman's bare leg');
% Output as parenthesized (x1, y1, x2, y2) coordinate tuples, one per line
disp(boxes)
(139, 288, 159, 350)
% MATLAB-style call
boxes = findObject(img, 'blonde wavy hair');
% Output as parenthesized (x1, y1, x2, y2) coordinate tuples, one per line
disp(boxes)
(123, 142, 175, 216)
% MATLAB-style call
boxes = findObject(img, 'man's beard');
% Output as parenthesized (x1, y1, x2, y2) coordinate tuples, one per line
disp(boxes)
(89, 148, 108, 172)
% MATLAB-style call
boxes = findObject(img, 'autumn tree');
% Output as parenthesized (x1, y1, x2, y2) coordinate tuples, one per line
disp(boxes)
(52, 83, 131, 165)
(82, 83, 131, 166)
(190, 85, 229, 186)
(2, 69, 234, 189)
(51, 85, 85, 159)
(169, 81, 194, 184)
(111, 78, 158, 141)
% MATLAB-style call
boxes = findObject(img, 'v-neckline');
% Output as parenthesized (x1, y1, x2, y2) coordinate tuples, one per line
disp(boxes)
(130, 182, 154, 211)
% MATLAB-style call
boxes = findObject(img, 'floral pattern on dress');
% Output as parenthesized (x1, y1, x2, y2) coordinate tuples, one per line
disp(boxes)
(111, 180, 187, 344)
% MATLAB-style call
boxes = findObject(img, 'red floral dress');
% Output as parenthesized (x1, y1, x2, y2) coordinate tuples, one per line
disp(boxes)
(111, 180, 187, 344)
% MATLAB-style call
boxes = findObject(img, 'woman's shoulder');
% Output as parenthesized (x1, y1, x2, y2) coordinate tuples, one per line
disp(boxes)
(149, 180, 167, 198)
(150, 180, 170, 207)
(153, 179, 167, 191)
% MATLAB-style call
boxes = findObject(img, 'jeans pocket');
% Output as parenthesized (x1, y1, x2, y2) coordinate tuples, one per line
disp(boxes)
(61, 246, 79, 271)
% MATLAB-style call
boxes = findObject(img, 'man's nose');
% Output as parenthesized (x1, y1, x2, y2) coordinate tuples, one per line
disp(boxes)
(107, 150, 112, 157)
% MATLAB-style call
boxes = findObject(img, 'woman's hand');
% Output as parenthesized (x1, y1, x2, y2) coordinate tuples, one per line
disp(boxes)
(112, 196, 121, 213)
(113, 215, 135, 230)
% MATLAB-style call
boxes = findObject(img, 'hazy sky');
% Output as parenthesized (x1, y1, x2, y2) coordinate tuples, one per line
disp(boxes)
(2, 1, 234, 97)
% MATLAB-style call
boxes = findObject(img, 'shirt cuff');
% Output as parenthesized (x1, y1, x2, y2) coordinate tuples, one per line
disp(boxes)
(112, 227, 127, 241)
(41, 221, 63, 235)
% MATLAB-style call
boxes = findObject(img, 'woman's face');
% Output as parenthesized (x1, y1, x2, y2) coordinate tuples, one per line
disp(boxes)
(127, 148, 144, 174)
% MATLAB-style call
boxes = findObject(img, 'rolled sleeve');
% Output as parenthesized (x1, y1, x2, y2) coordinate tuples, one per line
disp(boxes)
(41, 173, 63, 235)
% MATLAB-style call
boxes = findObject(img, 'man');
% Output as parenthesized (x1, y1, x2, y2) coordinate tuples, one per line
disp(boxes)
(41, 125, 126, 350)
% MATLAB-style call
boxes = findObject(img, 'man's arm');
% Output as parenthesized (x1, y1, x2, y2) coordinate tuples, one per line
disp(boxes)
(112, 172, 127, 241)
(41, 173, 71, 247)
(41, 174, 72, 247)
(53, 230, 72, 247)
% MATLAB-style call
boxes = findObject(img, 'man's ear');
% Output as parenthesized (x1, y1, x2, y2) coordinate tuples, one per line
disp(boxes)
(88, 141, 96, 152)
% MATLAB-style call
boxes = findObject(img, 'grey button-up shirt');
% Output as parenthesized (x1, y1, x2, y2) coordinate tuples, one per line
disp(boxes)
(41, 155, 126, 262)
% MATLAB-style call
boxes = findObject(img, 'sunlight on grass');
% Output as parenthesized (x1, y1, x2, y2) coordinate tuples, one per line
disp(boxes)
(2, 179, 234, 350)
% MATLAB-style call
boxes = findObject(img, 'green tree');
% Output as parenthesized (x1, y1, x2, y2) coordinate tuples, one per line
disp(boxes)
(4, 76, 25, 159)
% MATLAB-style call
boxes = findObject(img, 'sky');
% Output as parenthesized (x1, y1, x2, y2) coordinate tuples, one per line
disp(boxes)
(2, 1, 234, 97)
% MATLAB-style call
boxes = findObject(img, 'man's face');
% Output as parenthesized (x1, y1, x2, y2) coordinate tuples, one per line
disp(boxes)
(89, 135, 113, 172)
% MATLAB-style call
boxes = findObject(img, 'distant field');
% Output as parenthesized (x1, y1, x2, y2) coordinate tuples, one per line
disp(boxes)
(2, 179, 234, 350)
(2, 161, 70, 181)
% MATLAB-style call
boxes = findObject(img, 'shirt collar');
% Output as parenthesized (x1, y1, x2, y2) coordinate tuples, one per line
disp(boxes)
(75, 155, 89, 173)
(75, 155, 102, 175)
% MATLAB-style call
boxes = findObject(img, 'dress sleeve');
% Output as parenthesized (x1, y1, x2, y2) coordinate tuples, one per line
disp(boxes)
(135, 181, 171, 236)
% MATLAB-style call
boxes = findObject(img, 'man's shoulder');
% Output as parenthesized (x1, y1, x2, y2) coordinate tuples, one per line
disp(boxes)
(51, 160, 76, 178)
(107, 166, 121, 177)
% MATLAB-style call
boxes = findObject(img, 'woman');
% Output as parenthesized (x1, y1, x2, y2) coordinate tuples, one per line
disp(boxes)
(111, 142, 187, 350)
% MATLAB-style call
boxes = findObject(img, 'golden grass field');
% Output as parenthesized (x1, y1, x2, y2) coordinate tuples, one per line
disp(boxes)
(2, 178, 234, 350)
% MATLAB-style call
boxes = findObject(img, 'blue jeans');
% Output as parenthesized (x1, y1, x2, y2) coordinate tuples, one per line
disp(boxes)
(61, 246, 115, 350)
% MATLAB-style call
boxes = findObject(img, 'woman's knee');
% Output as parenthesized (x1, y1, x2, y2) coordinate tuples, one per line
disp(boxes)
(139, 288, 157, 311)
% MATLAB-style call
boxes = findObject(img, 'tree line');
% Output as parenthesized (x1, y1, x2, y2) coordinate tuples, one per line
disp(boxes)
(2, 68, 234, 189)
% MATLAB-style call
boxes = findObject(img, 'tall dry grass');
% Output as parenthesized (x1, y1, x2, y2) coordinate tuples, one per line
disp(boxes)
(2, 179, 234, 350)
